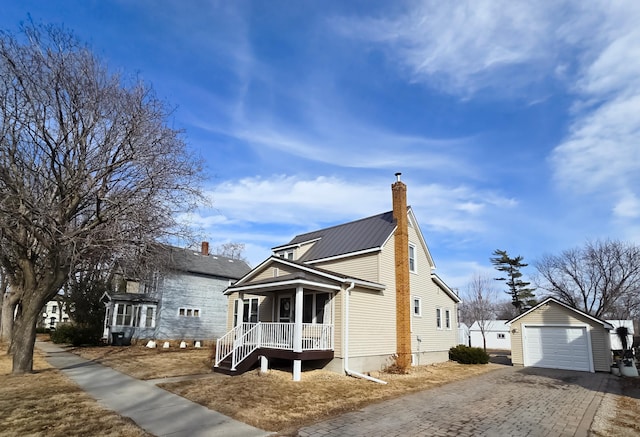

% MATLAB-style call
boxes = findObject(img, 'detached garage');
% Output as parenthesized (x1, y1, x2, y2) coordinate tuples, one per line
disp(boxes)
(509, 298, 613, 373)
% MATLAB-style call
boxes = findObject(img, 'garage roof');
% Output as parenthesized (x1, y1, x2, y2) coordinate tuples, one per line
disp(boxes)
(508, 297, 614, 330)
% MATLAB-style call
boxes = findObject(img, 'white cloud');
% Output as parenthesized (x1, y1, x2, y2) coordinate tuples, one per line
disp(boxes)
(612, 192, 640, 219)
(334, 0, 563, 95)
(198, 174, 517, 237)
(550, 2, 640, 222)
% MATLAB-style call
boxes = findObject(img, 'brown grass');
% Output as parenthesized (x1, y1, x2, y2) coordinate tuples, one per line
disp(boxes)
(0, 343, 151, 437)
(161, 361, 501, 432)
(69, 344, 213, 380)
(63, 343, 640, 435)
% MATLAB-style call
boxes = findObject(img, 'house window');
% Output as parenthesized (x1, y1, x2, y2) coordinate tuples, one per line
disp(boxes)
(243, 298, 258, 323)
(278, 250, 294, 260)
(412, 297, 422, 317)
(233, 299, 240, 326)
(497, 333, 506, 339)
(51, 305, 57, 314)
(303, 292, 330, 324)
(409, 244, 416, 273)
(116, 304, 133, 326)
(436, 308, 442, 329)
(143, 305, 157, 328)
(445, 309, 451, 329)
(178, 307, 201, 317)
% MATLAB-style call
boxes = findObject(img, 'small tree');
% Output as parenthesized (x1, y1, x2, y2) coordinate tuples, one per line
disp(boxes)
(460, 274, 497, 351)
(491, 249, 536, 314)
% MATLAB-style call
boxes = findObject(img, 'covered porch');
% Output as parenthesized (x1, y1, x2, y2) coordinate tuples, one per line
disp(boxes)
(215, 270, 340, 380)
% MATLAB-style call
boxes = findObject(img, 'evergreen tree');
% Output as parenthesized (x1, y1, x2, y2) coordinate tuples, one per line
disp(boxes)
(490, 249, 536, 314)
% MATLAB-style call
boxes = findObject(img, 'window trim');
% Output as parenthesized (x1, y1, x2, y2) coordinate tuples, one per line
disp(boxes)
(412, 296, 422, 317)
(178, 307, 201, 318)
(445, 308, 451, 330)
(409, 243, 417, 273)
(436, 307, 442, 330)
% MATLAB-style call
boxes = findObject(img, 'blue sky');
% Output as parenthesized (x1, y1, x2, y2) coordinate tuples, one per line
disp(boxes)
(3, 1, 639, 294)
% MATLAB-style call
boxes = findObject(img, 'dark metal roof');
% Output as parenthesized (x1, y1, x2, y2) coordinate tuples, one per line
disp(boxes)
(166, 246, 251, 279)
(282, 211, 397, 262)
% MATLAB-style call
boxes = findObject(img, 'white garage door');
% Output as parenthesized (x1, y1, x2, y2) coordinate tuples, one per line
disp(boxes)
(524, 326, 592, 372)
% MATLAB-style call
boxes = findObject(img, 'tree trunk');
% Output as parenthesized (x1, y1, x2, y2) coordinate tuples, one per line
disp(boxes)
(1, 292, 18, 346)
(11, 306, 39, 373)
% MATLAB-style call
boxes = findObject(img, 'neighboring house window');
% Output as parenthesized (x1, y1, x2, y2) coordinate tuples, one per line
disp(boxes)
(497, 333, 506, 339)
(445, 309, 451, 329)
(436, 308, 442, 329)
(116, 304, 133, 326)
(409, 244, 416, 273)
(63, 317, 68, 322)
(179, 307, 201, 317)
(412, 296, 422, 317)
(143, 305, 156, 328)
(302, 292, 330, 324)
(51, 305, 57, 314)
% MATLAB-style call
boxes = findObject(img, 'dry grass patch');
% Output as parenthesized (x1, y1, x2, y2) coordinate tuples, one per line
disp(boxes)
(69, 344, 213, 380)
(0, 343, 150, 437)
(592, 377, 640, 437)
(161, 361, 501, 432)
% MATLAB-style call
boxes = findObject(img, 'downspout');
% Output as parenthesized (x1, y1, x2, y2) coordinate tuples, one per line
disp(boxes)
(344, 281, 387, 384)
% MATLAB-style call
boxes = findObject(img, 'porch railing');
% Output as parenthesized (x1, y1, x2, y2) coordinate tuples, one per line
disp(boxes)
(214, 322, 334, 370)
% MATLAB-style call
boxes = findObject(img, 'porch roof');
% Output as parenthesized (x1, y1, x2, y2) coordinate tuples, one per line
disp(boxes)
(225, 256, 385, 295)
(102, 292, 159, 304)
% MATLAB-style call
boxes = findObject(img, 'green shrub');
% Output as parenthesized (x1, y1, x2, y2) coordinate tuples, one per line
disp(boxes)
(50, 323, 103, 346)
(449, 345, 490, 364)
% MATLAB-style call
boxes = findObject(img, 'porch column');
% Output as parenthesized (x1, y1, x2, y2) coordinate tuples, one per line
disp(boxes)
(293, 286, 303, 353)
(236, 292, 244, 327)
(293, 285, 303, 381)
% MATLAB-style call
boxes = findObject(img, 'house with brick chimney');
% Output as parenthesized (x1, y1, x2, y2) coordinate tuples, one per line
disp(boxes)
(215, 174, 461, 381)
(102, 243, 251, 344)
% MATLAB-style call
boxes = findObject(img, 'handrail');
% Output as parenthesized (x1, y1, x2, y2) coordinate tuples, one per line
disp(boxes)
(215, 322, 334, 370)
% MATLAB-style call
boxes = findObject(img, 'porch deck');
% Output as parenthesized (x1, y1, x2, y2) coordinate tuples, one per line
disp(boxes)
(214, 322, 334, 374)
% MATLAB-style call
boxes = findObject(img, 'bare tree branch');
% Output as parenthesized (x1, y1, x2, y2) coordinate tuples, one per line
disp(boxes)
(0, 23, 204, 373)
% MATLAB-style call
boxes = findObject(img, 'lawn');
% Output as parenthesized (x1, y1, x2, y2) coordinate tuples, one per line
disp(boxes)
(6, 339, 640, 436)
(0, 342, 151, 437)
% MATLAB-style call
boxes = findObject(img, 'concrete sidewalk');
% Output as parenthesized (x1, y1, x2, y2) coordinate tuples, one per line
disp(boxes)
(36, 341, 269, 437)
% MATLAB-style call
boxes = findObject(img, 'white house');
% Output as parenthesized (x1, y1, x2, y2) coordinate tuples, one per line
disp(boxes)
(41, 300, 70, 329)
(469, 320, 511, 350)
(458, 322, 470, 346)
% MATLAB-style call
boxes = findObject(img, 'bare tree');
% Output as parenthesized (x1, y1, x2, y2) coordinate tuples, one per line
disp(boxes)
(535, 240, 640, 318)
(214, 242, 248, 262)
(0, 23, 203, 373)
(459, 274, 498, 351)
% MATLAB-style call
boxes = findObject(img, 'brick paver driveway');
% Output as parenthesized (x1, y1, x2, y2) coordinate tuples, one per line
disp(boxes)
(297, 366, 613, 437)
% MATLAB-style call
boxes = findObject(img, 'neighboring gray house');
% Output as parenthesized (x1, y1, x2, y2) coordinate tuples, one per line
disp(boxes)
(102, 243, 251, 344)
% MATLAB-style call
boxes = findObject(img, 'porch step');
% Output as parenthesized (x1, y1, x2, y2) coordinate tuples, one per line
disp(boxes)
(213, 350, 260, 376)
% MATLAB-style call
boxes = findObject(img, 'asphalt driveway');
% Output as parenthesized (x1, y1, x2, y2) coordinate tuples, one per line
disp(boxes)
(297, 366, 613, 437)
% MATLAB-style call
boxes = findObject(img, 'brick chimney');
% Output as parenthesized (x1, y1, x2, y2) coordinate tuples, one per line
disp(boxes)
(201, 241, 209, 256)
(392, 173, 412, 370)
